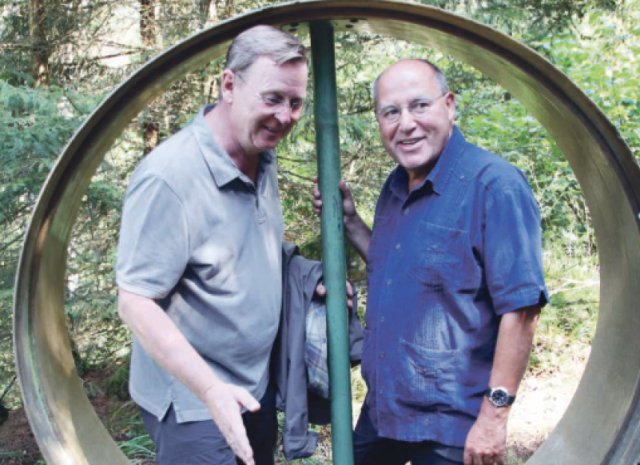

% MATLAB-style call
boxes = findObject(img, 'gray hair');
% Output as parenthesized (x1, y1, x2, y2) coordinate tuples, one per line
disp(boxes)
(225, 25, 307, 74)
(372, 59, 450, 108)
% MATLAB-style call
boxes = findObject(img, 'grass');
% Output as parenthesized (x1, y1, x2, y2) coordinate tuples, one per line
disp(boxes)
(532, 244, 598, 375)
(105, 401, 155, 464)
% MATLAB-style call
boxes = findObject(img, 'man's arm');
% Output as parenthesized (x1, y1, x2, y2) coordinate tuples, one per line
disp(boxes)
(117, 289, 259, 465)
(463, 305, 541, 465)
(312, 179, 372, 260)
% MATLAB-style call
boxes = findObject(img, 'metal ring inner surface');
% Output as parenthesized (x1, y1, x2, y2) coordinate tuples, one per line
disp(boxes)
(14, 1, 640, 464)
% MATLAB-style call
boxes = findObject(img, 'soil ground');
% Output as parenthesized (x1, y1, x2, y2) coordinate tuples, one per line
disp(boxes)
(0, 391, 125, 465)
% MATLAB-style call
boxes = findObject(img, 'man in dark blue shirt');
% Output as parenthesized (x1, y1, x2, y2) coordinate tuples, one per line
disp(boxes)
(313, 59, 548, 465)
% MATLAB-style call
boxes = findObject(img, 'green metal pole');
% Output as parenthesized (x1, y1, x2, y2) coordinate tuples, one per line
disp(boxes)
(310, 20, 354, 465)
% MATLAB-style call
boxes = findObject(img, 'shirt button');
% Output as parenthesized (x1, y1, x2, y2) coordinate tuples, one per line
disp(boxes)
(403, 208, 410, 216)
(380, 316, 385, 323)
(379, 352, 385, 359)
(395, 243, 401, 250)
(386, 279, 392, 286)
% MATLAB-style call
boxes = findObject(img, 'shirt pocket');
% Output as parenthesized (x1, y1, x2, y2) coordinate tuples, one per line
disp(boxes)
(409, 221, 478, 292)
(394, 338, 464, 411)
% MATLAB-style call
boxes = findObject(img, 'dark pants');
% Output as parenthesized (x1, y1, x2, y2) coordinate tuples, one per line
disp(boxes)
(354, 404, 464, 465)
(140, 384, 277, 465)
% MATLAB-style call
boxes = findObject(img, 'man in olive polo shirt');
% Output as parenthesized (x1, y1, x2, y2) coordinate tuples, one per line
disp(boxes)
(116, 25, 307, 465)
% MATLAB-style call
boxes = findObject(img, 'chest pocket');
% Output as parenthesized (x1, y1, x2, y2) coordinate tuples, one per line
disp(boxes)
(410, 221, 479, 292)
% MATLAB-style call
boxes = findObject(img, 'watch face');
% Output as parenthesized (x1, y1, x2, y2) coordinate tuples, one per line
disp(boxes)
(491, 388, 509, 407)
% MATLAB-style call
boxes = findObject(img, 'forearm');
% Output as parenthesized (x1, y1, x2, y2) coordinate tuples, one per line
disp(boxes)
(117, 289, 222, 400)
(476, 306, 540, 422)
(464, 306, 540, 465)
(344, 213, 371, 260)
(488, 305, 540, 394)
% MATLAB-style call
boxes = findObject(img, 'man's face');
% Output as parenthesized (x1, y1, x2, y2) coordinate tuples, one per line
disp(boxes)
(375, 60, 455, 186)
(227, 56, 308, 156)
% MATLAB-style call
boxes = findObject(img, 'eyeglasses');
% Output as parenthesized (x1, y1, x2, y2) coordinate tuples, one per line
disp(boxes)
(376, 93, 447, 124)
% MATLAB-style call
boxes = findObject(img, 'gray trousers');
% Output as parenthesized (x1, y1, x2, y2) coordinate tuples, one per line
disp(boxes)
(140, 384, 277, 465)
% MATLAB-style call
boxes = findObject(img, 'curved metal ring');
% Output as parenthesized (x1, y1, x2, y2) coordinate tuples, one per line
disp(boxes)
(14, 1, 640, 464)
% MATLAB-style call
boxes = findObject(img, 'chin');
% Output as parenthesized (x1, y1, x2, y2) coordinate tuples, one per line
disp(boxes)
(253, 137, 279, 152)
(261, 133, 285, 146)
(399, 156, 428, 169)
(261, 140, 280, 151)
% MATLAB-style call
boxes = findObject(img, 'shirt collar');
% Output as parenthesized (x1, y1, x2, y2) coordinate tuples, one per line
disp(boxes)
(389, 125, 466, 200)
(192, 105, 274, 188)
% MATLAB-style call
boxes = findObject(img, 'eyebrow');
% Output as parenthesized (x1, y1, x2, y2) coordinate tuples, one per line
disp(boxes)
(261, 91, 305, 108)
(378, 96, 436, 110)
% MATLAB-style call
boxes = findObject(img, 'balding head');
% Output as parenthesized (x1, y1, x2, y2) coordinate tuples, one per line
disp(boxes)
(373, 59, 449, 110)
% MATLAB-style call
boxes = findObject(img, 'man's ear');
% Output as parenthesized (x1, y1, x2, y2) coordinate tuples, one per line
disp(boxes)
(445, 91, 456, 122)
(220, 69, 236, 103)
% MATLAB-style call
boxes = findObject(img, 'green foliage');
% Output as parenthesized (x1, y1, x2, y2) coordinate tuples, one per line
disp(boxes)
(530, 244, 598, 375)
(108, 402, 156, 462)
(0, 80, 90, 406)
(106, 361, 131, 401)
(0, 81, 83, 220)
(538, 1, 640, 158)
(1, 1, 638, 461)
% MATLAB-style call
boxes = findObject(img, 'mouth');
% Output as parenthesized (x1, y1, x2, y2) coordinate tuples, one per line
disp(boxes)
(263, 123, 285, 136)
(263, 125, 279, 133)
(397, 137, 425, 147)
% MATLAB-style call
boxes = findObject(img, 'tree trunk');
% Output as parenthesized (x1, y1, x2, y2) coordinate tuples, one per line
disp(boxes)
(142, 121, 159, 156)
(29, 0, 49, 87)
(140, 0, 159, 155)
(198, 0, 218, 28)
(140, 0, 157, 49)
(215, 0, 235, 21)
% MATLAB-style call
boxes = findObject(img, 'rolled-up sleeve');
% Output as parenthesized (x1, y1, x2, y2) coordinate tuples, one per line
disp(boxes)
(483, 174, 549, 315)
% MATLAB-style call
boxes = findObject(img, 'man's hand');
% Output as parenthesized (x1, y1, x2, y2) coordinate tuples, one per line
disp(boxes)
(314, 280, 355, 310)
(202, 382, 261, 465)
(312, 179, 371, 260)
(463, 405, 508, 465)
(312, 179, 357, 221)
(118, 291, 261, 463)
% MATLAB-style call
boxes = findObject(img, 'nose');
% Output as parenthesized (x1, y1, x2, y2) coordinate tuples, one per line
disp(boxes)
(398, 107, 417, 131)
(274, 105, 301, 125)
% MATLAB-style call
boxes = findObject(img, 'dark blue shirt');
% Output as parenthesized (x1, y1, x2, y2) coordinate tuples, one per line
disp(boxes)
(362, 126, 548, 447)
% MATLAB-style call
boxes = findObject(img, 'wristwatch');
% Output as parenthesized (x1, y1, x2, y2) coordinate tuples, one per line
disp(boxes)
(484, 386, 516, 408)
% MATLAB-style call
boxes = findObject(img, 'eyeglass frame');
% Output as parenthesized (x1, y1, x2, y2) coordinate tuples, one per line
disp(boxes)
(375, 92, 449, 125)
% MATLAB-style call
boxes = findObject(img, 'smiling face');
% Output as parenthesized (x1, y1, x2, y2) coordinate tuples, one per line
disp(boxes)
(223, 56, 308, 157)
(375, 60, 456, 189)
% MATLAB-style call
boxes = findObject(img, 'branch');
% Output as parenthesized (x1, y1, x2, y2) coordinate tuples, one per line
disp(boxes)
(0, 376, 16, 403)
(279, 169, 315, 183)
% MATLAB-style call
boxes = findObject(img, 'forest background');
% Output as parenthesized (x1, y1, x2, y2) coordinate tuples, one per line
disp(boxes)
(1, 0, 639, 464)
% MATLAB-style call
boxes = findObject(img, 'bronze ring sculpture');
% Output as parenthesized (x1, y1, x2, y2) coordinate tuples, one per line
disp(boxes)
(13, 1, 640, 464)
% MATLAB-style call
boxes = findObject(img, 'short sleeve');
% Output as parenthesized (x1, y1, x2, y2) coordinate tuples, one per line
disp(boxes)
(116, 174, 190, 299)
(483, 173, 549, 315)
